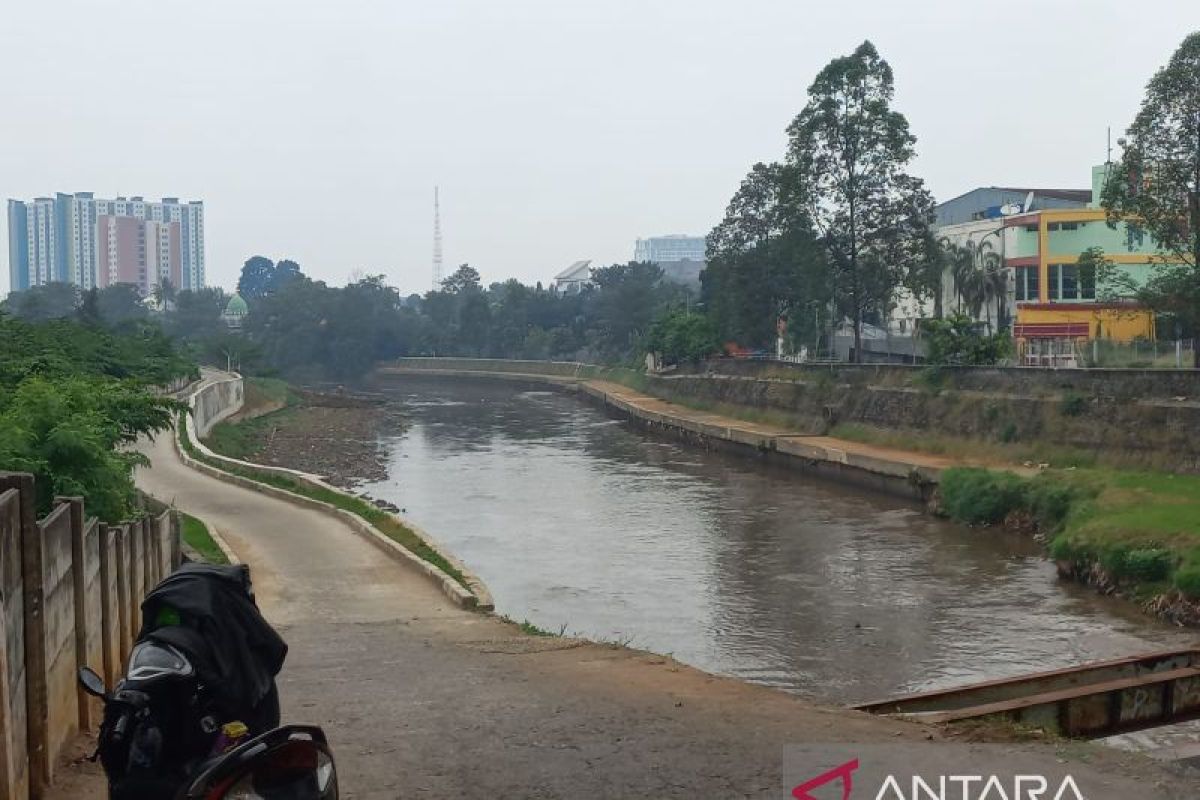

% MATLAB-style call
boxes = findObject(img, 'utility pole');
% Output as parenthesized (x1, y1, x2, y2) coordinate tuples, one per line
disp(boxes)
(432, 187, 444, 291)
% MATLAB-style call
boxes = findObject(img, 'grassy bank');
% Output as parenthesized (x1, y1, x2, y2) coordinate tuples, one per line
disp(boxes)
(938, 466, 1200, 602)
(203, 377, 298, 460)
(179, 410, 469, 590)
(180, 511, 229, 564)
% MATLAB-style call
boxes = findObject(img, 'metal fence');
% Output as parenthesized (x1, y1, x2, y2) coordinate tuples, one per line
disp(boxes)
(1022, 338, 1198, 369)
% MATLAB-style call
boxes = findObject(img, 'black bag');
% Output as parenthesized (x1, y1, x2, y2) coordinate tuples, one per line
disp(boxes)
(138, 563, 287, 718)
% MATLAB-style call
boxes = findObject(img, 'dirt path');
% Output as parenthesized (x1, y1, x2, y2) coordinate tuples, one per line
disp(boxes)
(54, 416, 1197, 797)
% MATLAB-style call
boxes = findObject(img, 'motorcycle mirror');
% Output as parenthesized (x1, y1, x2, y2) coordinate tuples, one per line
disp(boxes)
(77, 666, 107, 699)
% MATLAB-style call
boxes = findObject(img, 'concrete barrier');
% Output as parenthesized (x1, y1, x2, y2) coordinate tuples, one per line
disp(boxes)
(180, 374, 493, 611)
(0, 475, 178, 800)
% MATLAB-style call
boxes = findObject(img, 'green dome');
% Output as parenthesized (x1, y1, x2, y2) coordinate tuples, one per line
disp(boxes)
(224, 294, 249, 317)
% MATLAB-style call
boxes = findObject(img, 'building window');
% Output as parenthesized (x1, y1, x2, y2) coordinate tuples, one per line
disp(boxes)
(1015, 265, 1039, 302)
(1060, 222, 1079, 231)
(1047, 263, 1095, 302)
(1079, 261, 1096, 300)
(1024, 224, 1038, 232)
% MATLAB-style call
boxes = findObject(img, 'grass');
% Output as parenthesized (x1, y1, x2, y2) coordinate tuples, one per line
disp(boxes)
(180, 511, 229, 564)
(203, 377, 301, 460)
(830, 422, 1101, 469)
(511, 618, 567, 637)
(180, 409, 470, 591)
(938, 465, 1200, 600)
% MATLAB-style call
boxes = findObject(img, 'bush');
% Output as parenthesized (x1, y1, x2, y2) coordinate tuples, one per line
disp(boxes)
(1117, 548, 1175, 582)
(1060, 392, 1087, 417)
(939, 468, 1028, 525)
(1025, 480, 1080, 531)
(923, 314, 1013, 366)
(1175, 564, 1200, 599)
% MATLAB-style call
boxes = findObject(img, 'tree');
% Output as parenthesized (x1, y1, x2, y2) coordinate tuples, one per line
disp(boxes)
(703, 163, 829, 351)
(166, 288, 228, 342)
(0, 315, 189, 520)
(238, 256, 276, 300)
(587, 262, 675, 359)
(786, 41, 935, 362)
(95, 283, 149, 326)
(270, 259, 304, 293)
(644, 309, 720, 366)
(2, 282, 81, 321)
(923, 313, 1012, 366)
(441, 264, 482, 294)
(1101, 32, 1200, 360)
(152, 277, 176, 308)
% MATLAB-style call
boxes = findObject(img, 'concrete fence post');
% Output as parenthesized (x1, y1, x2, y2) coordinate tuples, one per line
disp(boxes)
(97, 524, 117, 689)
(170, 511, 182, 571)
(113, 527, 130, 667)
(14, 475, 50, 799)
(127, 522, 140, 645)
(0, 474, 31, 800)
(141, 518, 152, 603)
(57, 497, 93, 733)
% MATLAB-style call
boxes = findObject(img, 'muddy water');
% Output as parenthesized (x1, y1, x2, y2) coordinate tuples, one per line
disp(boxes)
(360, 378, 1195, 703)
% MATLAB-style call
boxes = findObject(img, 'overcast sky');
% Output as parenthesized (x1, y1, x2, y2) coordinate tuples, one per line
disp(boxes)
(2, 1, 1198, 296)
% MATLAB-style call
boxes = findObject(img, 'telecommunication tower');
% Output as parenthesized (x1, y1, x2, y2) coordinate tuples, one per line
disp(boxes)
(432, 187, 444, 290)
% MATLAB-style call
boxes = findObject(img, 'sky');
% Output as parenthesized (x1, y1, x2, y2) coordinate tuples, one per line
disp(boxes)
(2, 1, 1198, 296)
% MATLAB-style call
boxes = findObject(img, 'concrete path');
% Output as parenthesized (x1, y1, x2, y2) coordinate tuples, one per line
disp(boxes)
(54, 421, 1198, 797)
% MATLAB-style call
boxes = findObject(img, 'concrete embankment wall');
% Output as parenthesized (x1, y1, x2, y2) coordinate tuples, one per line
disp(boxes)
(383, 357, 1200, 472)
(375, 360, 940, 502)
(0, 476, 178, 800)
(193, 373, 245, 437)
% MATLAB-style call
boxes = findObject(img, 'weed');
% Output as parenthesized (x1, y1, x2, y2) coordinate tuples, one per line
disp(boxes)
(180, 512, 228, 564)
(1060, 392, 1087, 417)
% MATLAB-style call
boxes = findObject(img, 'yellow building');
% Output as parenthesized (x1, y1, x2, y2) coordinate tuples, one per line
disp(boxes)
(1003, 165, 1171, 365)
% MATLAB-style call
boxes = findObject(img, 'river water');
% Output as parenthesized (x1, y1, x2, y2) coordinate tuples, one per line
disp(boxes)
(360, 378, 1194, 704)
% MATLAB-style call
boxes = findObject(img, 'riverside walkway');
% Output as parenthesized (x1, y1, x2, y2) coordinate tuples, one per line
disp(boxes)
(50, 382, 1194, 797)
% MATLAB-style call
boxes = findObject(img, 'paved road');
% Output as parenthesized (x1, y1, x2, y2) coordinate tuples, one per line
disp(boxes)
(47, 421, 1190, 798)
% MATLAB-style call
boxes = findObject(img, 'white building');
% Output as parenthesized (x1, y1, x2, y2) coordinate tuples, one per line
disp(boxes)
(552, 260, 593, 294)
(634, 234, 705, 264)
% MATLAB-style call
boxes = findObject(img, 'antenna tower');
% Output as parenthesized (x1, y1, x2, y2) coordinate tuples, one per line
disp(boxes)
(432, 187, 444, 290)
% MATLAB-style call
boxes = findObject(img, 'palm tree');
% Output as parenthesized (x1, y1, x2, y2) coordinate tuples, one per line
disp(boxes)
(940, 239, 977, 314)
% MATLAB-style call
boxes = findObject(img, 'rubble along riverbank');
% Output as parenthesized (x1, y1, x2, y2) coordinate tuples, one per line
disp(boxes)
(202, 378, 403, 488)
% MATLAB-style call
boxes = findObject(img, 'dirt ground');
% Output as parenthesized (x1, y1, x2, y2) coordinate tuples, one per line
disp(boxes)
(219, 390, 403, 488)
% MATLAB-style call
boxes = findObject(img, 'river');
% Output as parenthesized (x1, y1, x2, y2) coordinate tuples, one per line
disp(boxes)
(359, 377, 1194, 704)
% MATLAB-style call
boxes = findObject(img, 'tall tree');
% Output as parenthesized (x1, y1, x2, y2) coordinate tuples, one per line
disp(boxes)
(441, 264, 482, 294)
(270, 259, 305, 292)
(587, 262, 674, 359)
(237, 256, 276, 300)
(1101, 31, 1200, 359)
(703, 163, 828, 351)
(786, 41, 934, 361)
(95, 284, 150, 326)
(2, 282, 81, 321)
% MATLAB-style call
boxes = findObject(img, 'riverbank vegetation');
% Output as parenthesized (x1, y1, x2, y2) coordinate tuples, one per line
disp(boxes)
(0, 313, 192, 520)
(202, 377, 300, 460)
(180, 512, 229, 565)
(938, 467, 1200, 603)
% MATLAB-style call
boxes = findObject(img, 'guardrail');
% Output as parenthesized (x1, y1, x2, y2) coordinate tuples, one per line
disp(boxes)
(0, 474, 179, 800)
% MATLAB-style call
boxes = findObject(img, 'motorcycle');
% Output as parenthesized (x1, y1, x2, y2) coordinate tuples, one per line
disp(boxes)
(80, 667, 337, 799)
(78, 562, 337, 799)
